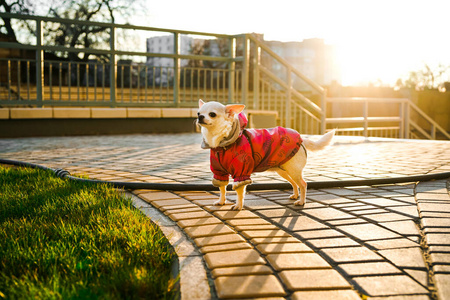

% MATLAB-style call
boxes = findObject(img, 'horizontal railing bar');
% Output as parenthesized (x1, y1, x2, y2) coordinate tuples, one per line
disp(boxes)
(0, 100, 182, 107)
(0, 101, 37, 105)
(327, 97, 408, 103)
(0, 42, 37, 50)
(0, 12, 233, 39)
(334, 127, 400, 132)
(326, 117, 402, 123)
(0, 41, 241, 62)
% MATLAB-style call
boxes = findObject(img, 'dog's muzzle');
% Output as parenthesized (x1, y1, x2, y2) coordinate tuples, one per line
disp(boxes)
(198, 115, 206, 124)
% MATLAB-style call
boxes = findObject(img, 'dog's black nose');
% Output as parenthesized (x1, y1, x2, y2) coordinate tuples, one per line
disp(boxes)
(198, 115, 205, 123)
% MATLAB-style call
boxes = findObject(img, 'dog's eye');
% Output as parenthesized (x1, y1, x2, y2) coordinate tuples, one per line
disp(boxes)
(209, 112, 216, 118)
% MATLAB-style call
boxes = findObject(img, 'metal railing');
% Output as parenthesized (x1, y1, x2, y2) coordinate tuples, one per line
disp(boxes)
(0, 12, 241, 108)
(1, 13, 448, 140)
(325, 97, 450, 140)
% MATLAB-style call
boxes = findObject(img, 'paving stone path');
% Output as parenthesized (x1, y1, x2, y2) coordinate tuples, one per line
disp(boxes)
(1, 134, 449, 299)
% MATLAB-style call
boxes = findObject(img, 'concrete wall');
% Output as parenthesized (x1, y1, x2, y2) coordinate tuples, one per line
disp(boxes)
(0, 107, 199, 137)
(411, 90, 450, 131)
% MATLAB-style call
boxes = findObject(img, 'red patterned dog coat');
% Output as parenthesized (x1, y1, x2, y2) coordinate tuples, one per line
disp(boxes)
(202, 113, 303, 189)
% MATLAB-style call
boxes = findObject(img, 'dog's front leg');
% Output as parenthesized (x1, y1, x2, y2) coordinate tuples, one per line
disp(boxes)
(231, 185, 247, 211)
(213, 185, 227, 206)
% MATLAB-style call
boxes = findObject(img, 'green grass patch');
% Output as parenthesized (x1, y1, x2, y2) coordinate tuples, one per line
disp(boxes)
(0, 166, 178, 299)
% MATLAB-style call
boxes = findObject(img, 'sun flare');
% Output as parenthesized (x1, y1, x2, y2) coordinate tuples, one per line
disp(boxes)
(141, 0, 450, 86)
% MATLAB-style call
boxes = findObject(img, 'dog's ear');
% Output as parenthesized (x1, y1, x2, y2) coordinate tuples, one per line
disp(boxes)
(225, 104, 245, 118)
(199, 99, 205, 108)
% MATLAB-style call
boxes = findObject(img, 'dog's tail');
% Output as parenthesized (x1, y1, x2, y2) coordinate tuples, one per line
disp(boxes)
(303, 130, 335, 152)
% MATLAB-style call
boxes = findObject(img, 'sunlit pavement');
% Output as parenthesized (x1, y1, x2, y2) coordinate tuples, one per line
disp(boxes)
(1, 134, 450, 299)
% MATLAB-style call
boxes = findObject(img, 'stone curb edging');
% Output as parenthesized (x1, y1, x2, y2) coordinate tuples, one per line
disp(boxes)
(415, 180, 450, 300)
(126, 192, 213, 300)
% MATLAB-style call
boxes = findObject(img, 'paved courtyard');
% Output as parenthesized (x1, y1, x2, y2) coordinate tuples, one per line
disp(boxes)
(1, 134, 450, 299)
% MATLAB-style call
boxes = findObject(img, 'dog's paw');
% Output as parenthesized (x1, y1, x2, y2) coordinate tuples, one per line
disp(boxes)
(294, 199, 305, 206)
(231, 204, 243, 211)
(213, 199, 225, 206)
(289, 194, 299, 200)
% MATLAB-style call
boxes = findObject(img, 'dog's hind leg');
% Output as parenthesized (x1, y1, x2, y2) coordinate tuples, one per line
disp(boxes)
(292, 175, 307, 206)
(276, 169, 299, 200)
(281, 151, 308, 206)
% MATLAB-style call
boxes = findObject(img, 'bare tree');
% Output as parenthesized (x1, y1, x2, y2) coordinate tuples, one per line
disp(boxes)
(188, 39, 204, 68)
(0, 0, 34, 41)
(1, 0, 145, 61)
(45, 0, 142, 62)
(203, 38, 229, 69)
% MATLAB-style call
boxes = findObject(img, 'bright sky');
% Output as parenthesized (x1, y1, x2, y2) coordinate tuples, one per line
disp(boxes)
(137, 0, 450, 86)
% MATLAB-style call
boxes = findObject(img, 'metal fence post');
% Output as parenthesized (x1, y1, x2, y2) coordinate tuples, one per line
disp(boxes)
(320, 90, 327, 134)
(7, 60, 11, 100)
(173, 32, 180, 106)
(242, 35, 250, 106)
(399, 100, 404, 139)
(109, 25, 117, 107)
(286, 68, 291, 128)
(363, 100, 369, 137)
(253, 45, 260, 110)
(36, 19, 44, 107)
(228, 37, 236, 104)
(404, 99, 410, 138)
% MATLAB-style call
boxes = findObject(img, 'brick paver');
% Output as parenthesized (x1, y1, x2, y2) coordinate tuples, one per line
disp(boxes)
(214, 275, 286, 298)
(279, 269, 352, 290)
(1, 134, 449, 299)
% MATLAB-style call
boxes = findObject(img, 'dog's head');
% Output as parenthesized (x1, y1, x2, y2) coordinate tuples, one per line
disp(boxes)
(197, 99, 245, 131)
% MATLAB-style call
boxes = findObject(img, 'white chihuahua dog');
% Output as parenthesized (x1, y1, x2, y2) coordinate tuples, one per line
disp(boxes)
(197, 99, 334, 211)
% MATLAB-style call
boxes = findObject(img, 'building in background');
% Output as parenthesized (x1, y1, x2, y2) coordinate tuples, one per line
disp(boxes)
(146, 35, 193, 85)
(265, 38, 340, 89)
(146, 35, 193, 67)
(146, 35, 340, 88)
